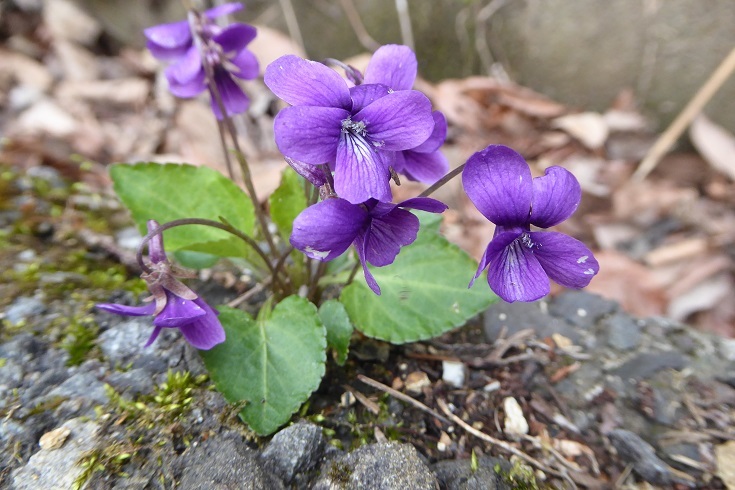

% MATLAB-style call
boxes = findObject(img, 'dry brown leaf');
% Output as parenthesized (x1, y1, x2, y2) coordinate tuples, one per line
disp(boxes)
(690, 114, 735, 181)
(667, 272, 731, 321)
(716, 440, 735, 489)
(584, 250, 666, 317)
(552, 112, 609, 149)
(0, 49, 53, 92)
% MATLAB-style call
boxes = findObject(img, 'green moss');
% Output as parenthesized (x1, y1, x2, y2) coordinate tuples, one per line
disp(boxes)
(59, 310, 99, 366)
(494, 460, 539, 490)
(73, 443, 135, 490)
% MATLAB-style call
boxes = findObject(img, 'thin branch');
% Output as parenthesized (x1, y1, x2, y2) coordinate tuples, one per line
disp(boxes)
(357, 374, 451, 424)
(278, 0, 305, 55)
(394, 0, 414, 51)
(419, 162, 466, 197)
(437, 398, 577, 487)
(338, 0, 380, 52)
(632, 46, 735, 181)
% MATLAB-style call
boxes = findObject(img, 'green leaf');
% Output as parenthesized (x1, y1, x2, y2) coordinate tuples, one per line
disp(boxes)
(200, 297, 326, 435)
(268, 167, 307, 241)
(110, 163, 255, 257)
(318, 300, 353, 365)
(340, 224, 497, 344)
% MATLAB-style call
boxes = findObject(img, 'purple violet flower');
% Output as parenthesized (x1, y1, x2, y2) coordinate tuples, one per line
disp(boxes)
(462, 145, 599, 303)
(96, 220, 225, 350)
(264, 55, 435, 204)
(290, 197, 447, 294)
(144, 2, 259, 119)
(362, 45, 449, 184)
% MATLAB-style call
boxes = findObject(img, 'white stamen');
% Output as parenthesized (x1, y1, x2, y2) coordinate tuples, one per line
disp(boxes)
(577, 255, 588, 264)
(583, 268, 595, 275)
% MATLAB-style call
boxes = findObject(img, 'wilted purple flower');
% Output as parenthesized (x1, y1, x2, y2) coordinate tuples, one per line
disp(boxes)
(290, 197, 447, 294)
(264, 55, 435, 204)
(97, 220, 225, 350)
(462, 145, 599, 303)
(363, 45, 449, 184)
(144, 2, 259, 119)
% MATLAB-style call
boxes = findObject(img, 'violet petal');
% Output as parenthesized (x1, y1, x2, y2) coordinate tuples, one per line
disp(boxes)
(96, 302, 156, 317)
(154, 291, 207, 328)
(355, 233, 381, 295)
(354, 90, 434, 150)
(144, 20, 191, 52)
(144, 325, 164, 348)
(166, 67, 206, 98)
(229, 48, 259, 80)
(485, 231, 550, 302)
(284, 157, 328, 186)
(468, 242, 493, 288)
(290, 198, 369, 261)
(530, 166, 581, 228)
(531, 231, 599, 289)
(363, 44, 417, 91)
(364, 207, 419, 267)
(334, 133, 392, 204)
(411, 111, 447, 153)
(165, 46, 202, 84)
(399, 149, 449, 184)
(204, 2, 244, 19)
(274, 106, 347, 164)
(178, 298, 226, 349)
(214, 23, 257, 54)
(397, 197, 448, 214)
(210, 68, 250, 119)
(349, 83, 390, 113)
(462, 145, 533, 227)
(264, 55, 352, 109)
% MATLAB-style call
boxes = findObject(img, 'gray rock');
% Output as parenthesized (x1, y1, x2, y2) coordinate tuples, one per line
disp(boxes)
(11, 418, 100, 490)
(0, 359, 24, 392)
(610, 351, 688, 381)
(176, 431, 285, 489)
(548, 291, 618, 329)
(608, 429, 671, 485)
(260, 421, 325, 486)
(0, 334, 46, 364)
(106, 368, 155, 397)
(97, 318, 158, 364)
(46, 371, 108, 405)
(313, 442, 438, 490)
(432, 456, 513, 490)
(4, 296, 46, 325)
(483, 300, 579, 342)
(604, 313, 642, 351)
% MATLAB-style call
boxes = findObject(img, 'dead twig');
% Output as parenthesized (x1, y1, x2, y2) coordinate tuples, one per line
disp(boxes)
(437, 399, 579, 488)
(632, 46, 735, 181)
(338, 0, 380, 52)
(356, 374, 450, 424)
(343, 384, 380, 415)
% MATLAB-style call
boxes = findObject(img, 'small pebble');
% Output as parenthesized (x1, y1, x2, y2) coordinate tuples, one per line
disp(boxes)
(441, 361, 465, 388)
(39, 426, 71, 450)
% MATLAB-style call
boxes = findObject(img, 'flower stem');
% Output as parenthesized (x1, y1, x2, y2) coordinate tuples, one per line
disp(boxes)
(192, 17, 279, 262)
(137, 218, 286, 292)
(418, 162, 466, 198)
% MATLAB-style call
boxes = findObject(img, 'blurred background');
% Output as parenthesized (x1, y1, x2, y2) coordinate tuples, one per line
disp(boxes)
(2, 0, 735, 335)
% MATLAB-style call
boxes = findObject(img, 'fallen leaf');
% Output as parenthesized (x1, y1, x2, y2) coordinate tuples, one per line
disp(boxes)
(552, 112, 609, 149)
(716, 440, 735, 489)
(690, 114, 735, 181)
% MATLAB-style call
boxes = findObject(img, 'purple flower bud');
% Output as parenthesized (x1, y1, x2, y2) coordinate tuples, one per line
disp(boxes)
(462, 145, 599, 302)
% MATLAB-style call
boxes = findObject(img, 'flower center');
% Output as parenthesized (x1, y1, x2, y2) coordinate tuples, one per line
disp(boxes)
(519, 232, 538, 250)
(341, 117, 367, 137)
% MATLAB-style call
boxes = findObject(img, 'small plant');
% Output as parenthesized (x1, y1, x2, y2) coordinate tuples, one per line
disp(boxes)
(73, 444, 134, 490)
(95, 1, 600, 436)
